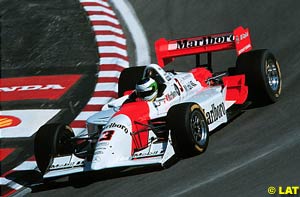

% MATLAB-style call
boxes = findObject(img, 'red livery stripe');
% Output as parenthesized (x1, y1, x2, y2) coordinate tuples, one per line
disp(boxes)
(114, 102, 150, 154)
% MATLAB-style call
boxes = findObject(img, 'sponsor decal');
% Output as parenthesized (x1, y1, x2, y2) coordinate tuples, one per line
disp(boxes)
(174, 78, 184, 92)
(204, 102, 226, 124)
(234, 27, 252, 55)
(174, 84, 181, 96)
(164, 73, 172, 81)
(183, 80, 197, 91)
(0, 75, 81, 101)
(238, 44, 252, 55)
(182, 74, 193, 80)
(99, 130, 115, 141)
(176, 34, 234, 49)
(0, 115, 21, 129)
(0, 84, 64, 92)
(103, 122, 129, 133)
(236, 31, 249, 44)
(165, 89, 178, 101)
(133, 150, 164, 158)
(94, 150, 104, 155)
(94, 142, 109, 157)
(0, 109, 60, 138)
(50, 160, 84, 170)
(98, 142, 109, 146)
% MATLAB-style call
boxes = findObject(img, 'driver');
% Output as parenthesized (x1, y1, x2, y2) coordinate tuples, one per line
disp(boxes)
(124, 77, 158, 103)
(144, 66, 164, 84)
(136, 77, 158, 101)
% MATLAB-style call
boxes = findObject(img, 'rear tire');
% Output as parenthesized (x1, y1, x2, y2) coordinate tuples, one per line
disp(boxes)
(34, 124, 75, 174)
(236, 49, 282, 105)
(167, 103, 209, 158)
(118, 66, 145, 97)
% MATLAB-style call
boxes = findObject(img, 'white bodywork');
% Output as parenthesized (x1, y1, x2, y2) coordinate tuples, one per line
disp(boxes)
(44, 64, 235, 178)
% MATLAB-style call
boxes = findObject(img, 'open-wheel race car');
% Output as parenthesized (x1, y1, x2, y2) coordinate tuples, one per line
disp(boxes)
(34, 26, 282, 179)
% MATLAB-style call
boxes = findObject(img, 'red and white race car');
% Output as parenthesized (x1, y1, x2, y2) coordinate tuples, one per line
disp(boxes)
(34, 26, 282, 178)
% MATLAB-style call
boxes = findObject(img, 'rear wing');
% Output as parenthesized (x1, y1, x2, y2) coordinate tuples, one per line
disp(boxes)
(155, 26, 252, 67)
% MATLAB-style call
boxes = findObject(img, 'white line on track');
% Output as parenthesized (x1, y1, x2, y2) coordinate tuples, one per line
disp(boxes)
(110, 0, 151, 66)
(172, 145, 282, 196)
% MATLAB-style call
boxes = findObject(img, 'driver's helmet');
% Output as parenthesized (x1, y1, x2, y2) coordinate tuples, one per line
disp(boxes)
(135, 77, 158, 101)
(144, 66, 164, 84)
(145, 67, 156, 78)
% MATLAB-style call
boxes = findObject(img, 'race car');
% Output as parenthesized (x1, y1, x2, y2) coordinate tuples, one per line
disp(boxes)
(34, 26, 282, 179)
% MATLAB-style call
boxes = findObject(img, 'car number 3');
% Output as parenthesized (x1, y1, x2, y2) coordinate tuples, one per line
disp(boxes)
(99, 130, 115, 141)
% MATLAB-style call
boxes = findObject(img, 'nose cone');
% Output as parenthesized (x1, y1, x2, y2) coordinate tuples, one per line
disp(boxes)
(91, 114, 132, 170)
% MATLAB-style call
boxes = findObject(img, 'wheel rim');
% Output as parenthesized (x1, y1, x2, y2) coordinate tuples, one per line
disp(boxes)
(265, 59, 280, 92)
(190, 111, 208, 146)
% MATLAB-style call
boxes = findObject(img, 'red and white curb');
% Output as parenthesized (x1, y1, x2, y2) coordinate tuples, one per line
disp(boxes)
(71, 0, 130, 134)
(1, 0, 151, 195)
(0, 178, 23, 197)
(0, 156, 37, 197)
(110, 0, 150, 66)
(0, 0, 129, 196)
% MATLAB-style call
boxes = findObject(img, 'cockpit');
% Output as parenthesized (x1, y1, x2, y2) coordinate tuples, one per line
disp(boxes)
(143, 64, 173, 83)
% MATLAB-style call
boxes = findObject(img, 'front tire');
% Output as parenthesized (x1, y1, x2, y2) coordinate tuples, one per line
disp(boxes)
(167, 103, 209, 158)
(34, 124, 75, 174)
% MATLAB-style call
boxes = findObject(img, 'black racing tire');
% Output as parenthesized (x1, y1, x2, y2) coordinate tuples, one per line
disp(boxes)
(118, 66, 145, 97)
(236, 49, 282, 105)
(34, 124, 75, 174)
(167, 103, 209, 158)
